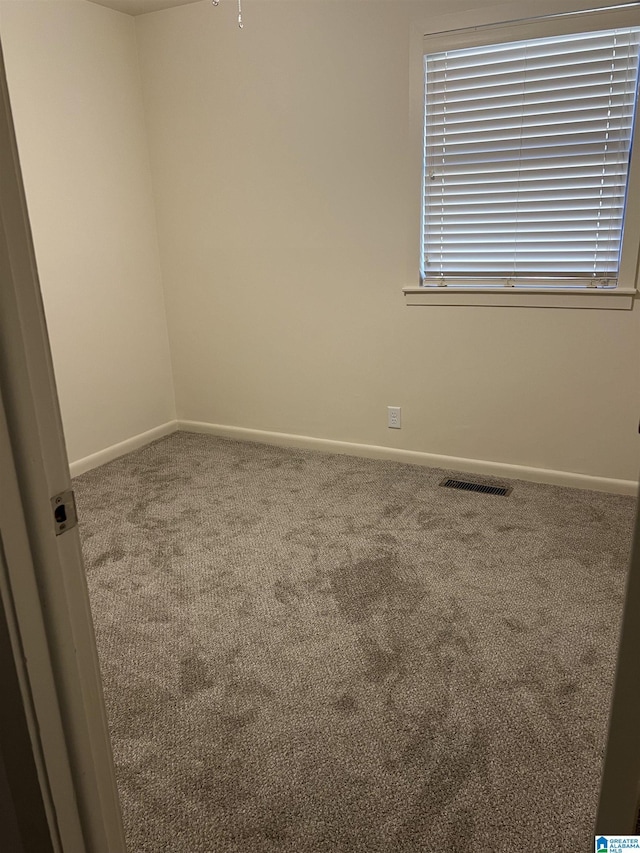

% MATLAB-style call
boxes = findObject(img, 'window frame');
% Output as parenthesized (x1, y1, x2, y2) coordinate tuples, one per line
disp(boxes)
(404, 4, 640, 309)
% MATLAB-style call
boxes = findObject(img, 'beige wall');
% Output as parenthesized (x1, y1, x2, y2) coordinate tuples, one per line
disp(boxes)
(136, 0, 640, 484)
(0, 0, 175, 465)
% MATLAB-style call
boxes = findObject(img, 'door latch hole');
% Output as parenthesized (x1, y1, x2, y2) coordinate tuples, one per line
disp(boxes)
(54, 504, 67, 524)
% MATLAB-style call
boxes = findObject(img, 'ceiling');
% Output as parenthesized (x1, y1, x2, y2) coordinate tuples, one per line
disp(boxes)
(87, 0, 203, 16)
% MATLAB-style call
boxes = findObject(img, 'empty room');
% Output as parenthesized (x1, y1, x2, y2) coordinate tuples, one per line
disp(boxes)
(0, 0, 639, 850)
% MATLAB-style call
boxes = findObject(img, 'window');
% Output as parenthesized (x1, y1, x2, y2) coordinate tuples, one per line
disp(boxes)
(415, 8, 640, 305)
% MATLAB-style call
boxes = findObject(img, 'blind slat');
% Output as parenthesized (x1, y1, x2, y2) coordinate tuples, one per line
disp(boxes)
(425, 126, 633, 149)
(425, 142, 631, 165)
(427, 78, 639, 108)
(428, 98, 634, 124)
(424, 225, 623, 234)
(423, 217, 623, 226)
(426, 183, 628, 197)
(426, 62, 637, 96)
(427, 42, 638, 75)
(423, 263, 621, 272)
(427, 106, 635, 134)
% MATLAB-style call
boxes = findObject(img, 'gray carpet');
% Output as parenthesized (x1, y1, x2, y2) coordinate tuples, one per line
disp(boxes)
(73, 431, 635, 853)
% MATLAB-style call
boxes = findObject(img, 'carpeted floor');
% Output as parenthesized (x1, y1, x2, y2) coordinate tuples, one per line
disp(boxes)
(73, 431, 635, 853)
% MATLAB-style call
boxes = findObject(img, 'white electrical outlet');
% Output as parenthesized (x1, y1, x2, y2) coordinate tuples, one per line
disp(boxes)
(388, 406, 401, 429)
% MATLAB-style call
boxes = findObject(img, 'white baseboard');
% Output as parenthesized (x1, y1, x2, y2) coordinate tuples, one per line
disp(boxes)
(179, 419, 638, 496)
(69, 421, 178, 478)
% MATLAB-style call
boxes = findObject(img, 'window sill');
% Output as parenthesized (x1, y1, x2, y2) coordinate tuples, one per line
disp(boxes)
(403, 287, 636, 310)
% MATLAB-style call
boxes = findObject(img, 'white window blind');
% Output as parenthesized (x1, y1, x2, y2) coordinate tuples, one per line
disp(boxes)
(423, 26, 640, 287)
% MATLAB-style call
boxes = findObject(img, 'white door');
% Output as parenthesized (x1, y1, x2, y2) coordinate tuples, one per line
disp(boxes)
(596, 494, 640, 832)
(0, 37, 125, 853)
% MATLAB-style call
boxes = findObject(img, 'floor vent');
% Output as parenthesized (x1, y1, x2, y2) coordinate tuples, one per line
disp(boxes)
(439, 478, 512, 497)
